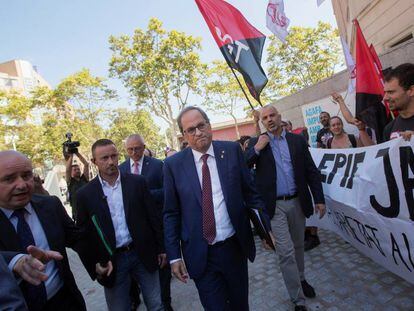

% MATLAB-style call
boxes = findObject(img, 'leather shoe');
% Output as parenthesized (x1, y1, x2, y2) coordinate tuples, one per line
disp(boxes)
(301, 280, 316, 298)
(295, 305, 307, 311)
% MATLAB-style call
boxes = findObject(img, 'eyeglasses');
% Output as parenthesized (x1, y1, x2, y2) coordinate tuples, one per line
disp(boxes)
(127, 146, 144, 153)
(183, 122, 209, 136)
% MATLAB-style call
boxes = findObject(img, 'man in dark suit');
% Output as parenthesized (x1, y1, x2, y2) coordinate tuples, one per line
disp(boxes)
(246, 105, 326, 311)
(119, 134, 172, 310)
(76, 139, 166, 311)
(0, 150, 87, 311)
(163, 106, 274, 310)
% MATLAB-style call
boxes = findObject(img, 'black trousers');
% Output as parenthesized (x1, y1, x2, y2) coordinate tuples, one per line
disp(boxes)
(43, 284, 86, 311)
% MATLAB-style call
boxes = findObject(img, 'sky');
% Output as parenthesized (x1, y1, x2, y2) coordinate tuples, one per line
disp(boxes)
(1, 0, 338, 127)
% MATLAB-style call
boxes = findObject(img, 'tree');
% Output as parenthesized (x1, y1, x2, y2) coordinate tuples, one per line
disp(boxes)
(0, 70, 117, 164)
(202, 60, 255, 139)
(107, 108, 164, 159)
(108, 18, 206, 149)
(266, 21, 343, 99)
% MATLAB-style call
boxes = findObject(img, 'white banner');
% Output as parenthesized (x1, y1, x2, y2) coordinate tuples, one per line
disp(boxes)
(307, 138, 414, 284)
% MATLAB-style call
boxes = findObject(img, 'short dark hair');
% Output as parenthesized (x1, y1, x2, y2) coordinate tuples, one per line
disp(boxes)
(320, 111, 330, 118)
(91, 139, 115, 157)
(177, 106, 210, 134)
(384, 63, 414, 90)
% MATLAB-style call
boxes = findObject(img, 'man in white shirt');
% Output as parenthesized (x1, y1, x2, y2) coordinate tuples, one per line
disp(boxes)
(76, 139, 166, 311)
(163, 106, 274, 310)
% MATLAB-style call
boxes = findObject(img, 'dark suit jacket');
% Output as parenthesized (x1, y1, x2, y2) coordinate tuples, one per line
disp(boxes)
(119, 156, 164, 206)
(0, 195, 86, 310)
(0, 252, 27, 311)
(76, 173, 164, 287)
(246, 132, 325, 219)
(163, 141, 270, 279)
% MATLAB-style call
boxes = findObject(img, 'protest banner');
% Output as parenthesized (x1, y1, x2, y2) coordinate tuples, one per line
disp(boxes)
(307, 138, 414, 284)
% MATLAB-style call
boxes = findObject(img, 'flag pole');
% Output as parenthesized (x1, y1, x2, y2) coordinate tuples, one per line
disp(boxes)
(229, 66, 261, 110)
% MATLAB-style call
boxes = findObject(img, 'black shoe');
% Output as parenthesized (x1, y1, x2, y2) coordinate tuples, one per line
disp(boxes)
(295, 306, 307, 311)
(301, 280, 316, 298)
(304, 234, 320, 251)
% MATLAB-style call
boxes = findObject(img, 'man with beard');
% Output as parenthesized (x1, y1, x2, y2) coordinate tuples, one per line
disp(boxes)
(315, 111, 333, 149)
(383, 63, 414, 141)
(246, 105, 325, 311)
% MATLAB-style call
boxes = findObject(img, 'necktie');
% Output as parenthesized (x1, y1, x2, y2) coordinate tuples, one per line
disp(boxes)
(133, 161, 139, 174)
(12, 209, 47, 310)
(201, 154, 216, 244)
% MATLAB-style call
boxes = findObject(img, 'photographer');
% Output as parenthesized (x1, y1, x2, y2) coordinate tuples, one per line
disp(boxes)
(65, 152, 89, 221)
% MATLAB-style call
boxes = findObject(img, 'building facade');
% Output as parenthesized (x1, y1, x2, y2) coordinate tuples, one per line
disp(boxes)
(0, 59, 50, 94)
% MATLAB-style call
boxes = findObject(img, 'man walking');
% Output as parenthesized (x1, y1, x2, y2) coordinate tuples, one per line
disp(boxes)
(163, 106, 273, 310)
(119, 134, 172, 310)
(246, 105, 326, 311)
(76, 139, 165, 311)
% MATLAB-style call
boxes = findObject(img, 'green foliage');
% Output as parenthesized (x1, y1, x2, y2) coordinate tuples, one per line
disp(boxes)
(106, 108, 163, 159)
(202, 60, 256, 138)
(266, 21, 343, 99)
(0, 70, 116, 165)
(108, 18, 206, 148)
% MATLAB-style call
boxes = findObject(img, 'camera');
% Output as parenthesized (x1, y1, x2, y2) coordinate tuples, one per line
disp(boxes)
(63, 132, 80, 155)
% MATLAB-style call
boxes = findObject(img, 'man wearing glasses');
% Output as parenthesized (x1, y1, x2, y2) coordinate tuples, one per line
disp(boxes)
(119, 134, 172, 310)
(163, 106, 274, 310)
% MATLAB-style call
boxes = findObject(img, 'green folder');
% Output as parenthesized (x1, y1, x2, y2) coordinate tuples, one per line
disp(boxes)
(91, 215, 113, 257)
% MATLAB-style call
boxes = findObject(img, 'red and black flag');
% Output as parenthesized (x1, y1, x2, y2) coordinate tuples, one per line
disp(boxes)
(195, 0, 268, 104)
(354, 19, 390, 143)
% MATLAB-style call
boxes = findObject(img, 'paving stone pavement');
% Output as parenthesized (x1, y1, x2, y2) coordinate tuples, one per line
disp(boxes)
(68, 228, 414, 311)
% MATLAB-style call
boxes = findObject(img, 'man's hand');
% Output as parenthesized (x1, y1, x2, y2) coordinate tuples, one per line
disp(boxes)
(171, 260, 188, 283)
(254, 134, 270, 153)
(95, 261, 113, 278)
(158, 253, 167, 269)
(262, 231, 276, 251)
(13, 246, 63, 285)
(401, 130, 414, 141)
(315, 204, 326, 219)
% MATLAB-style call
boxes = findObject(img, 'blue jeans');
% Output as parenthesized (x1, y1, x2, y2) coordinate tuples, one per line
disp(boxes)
(104, 249, 164, 311)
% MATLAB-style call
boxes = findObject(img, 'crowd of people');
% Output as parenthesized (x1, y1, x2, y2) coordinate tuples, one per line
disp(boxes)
(0, 63, 413, 311)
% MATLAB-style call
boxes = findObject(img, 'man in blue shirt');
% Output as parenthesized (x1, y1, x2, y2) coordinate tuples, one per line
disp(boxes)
(246, 105, 326, 311)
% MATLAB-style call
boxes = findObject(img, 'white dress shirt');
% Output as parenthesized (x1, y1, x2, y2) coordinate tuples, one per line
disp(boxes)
(130, 156, 144, 175)
(192, 144, 235, 244)
(0, 204, 63, 299)
(98, 174, 132, 248)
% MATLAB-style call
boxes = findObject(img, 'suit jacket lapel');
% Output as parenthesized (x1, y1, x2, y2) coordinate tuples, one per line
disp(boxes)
(31, 198, 59, 251)
(120, 174, 130, 220)
(285, 133, 296, 163)
(141, 156, 149, 176)
(90, 177, 116, 248)
(0, 210, 21, 251)
(181, 148, 202, 206)
(212, 142, 229, 204)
